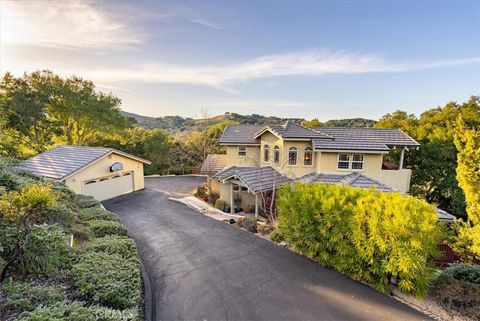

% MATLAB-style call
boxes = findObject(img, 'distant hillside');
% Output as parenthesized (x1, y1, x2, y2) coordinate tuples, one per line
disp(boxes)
(122, 111, 376, 133)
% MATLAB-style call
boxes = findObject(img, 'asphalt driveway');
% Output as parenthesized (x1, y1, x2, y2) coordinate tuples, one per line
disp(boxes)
(103, 176, 431, 321)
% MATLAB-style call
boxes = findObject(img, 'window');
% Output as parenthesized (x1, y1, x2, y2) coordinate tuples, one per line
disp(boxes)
(304, 147, 313, 166)
(337, 154, 350, 169)
(237, 146, 247, 157)
(273, 146, 280, 164)
(352, 154, 364, 170)
(288, 147, 297, 166)
(337, 153, 365, 170)
(263, 145, 270, 162)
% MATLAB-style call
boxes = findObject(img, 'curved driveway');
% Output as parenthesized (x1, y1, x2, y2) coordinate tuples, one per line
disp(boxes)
(103, 176, 431, 321)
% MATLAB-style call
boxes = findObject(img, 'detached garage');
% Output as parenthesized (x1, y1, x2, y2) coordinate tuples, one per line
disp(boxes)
(21, 145, 151, 201)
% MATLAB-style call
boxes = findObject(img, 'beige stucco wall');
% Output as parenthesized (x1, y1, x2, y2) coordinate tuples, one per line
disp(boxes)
(63, 153, 145, 194)
(225, 145, 260, 167)
(317, 152, 384, 178)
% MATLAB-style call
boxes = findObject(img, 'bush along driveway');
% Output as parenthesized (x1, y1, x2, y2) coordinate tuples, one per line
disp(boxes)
(103, 176, 433, 321)
(0, 159, 142, 321)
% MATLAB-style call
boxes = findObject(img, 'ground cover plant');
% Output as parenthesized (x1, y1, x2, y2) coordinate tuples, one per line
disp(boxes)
(0, 158, 143, 320)
(276, 182, 446, 296)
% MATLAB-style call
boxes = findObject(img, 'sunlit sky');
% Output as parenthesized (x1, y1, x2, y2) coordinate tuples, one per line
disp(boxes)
(1, 0, 479, 120)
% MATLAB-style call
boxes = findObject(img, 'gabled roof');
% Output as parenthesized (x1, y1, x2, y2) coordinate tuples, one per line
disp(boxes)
(20, 145, 151, 180)
(200, 154, 228, 174)
(219, 125, 264, 145)
(297, 172, 394, 192)
(219, 122, 419, 151)
(254, 121, 332, 140)
(212, 166, 292, 193)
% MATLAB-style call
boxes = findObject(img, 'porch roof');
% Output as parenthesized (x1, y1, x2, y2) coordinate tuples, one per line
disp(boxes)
(212, 166, 292, 193)
(297, 172, 394, 192)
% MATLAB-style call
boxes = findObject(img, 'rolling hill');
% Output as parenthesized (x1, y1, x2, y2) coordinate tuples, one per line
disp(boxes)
(121, 111, 376, 133)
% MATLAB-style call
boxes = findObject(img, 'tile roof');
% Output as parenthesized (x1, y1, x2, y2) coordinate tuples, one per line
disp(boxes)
(260, 121, 332, 139)
(19, 145, 150, 180)
(212, 166, 292, 193)
(297, 172, 394, 192)
(200, 154, 228, 174)
(219, 125, 264, 145)
(219, 122, 419, 151)
(314, 127, 420, 148)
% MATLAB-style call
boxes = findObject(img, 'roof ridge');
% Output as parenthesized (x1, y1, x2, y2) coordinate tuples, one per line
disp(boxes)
(339, 172, 361, 186)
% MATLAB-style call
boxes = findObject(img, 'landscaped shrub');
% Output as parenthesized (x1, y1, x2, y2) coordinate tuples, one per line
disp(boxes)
(236, 217, 257, 233)
(257, 224, 275, 236)
(276, 182, 446, 296)
(430, 265, 480, 319)
(2, 280, 65, 313)
(70, 252, 141, 309)
(19, 224, 70, 276)
(75, 195, 101, 209)
(18, 302, 140, 321)
(440, 263, 480, 284)
(45, 203, 76, 228)
(87, 220, 128, 238)
(79, 207, 119, 222)
(85, 236, 138, 260)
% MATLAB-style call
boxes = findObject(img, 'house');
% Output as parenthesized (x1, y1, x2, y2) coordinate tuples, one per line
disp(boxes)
(208, 121, 422, 216)
(20, 145, 151, 201)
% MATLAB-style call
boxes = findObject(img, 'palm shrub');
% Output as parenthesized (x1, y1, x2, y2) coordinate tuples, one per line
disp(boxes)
(276, 182, 445, 296)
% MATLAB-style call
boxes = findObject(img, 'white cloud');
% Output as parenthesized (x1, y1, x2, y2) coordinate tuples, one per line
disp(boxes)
(68, 50, 480, 90)
(0, 0, 144, 50)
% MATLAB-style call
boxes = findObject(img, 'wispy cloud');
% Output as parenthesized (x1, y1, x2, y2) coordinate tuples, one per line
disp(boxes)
(3, 48, 479, 92)
(73, 50, 480, 90)
(0, 0, 144, 50)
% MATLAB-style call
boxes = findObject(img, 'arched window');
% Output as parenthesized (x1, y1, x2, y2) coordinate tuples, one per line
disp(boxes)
(288, 147, 297, 165)
(304, 147, 313, 166)
(263, 145, 270, 162)
(273, 146, 280, 164)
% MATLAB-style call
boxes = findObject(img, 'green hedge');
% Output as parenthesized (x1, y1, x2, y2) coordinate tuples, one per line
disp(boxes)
(276, 183, 445, 296)
(75, 195, 101, 209)
(2, 281, 65, 313)
(70, 252, 141, 309)
(85, 236, 138, 260)
(18, 302, 139, 321)
(20, 224, 70, 276)
(79, 208, 119, 222)
(87, 220, 128, 238)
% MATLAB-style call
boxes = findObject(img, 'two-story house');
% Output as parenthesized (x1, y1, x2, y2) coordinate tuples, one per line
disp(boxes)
(208, 121, 420, 216)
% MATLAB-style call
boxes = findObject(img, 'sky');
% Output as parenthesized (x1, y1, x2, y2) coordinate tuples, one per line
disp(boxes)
(0, 0, 479, 120)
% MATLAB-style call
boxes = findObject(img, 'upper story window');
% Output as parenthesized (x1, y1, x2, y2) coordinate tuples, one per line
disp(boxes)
(351, 154, 364, 170)
(237, 146, 247, 157)
(337, 154, 350, 169)
(273, 146, 280, 164)
(263, 145, 270, 162)
(337, 153, 364, 170)
(288, 147, 297, 166)
(304, 147, 313, 166)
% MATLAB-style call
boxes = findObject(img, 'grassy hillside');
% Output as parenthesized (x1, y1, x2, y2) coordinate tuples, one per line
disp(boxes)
(122, 111, 376, 133)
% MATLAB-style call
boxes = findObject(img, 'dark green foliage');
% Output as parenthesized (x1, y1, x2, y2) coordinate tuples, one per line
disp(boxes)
(87, 220, 128, 238)
(45, 203, 76, 228)
(2, 280, 65, 313)
(78, 207, 119, 222)
(85, 236, 138, 260)
(430, 268, 480, 319)
(277, 183, 445, 296)
(440, 263, 480, 285)
(75, 195, 101, 209)
(18, 302, 139, 321)
(20, 224, 70, 275)
(71, 252, 141, 309)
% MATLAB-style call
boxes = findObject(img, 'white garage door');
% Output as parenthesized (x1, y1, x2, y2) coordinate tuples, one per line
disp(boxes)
(83, 172, 134, 201)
